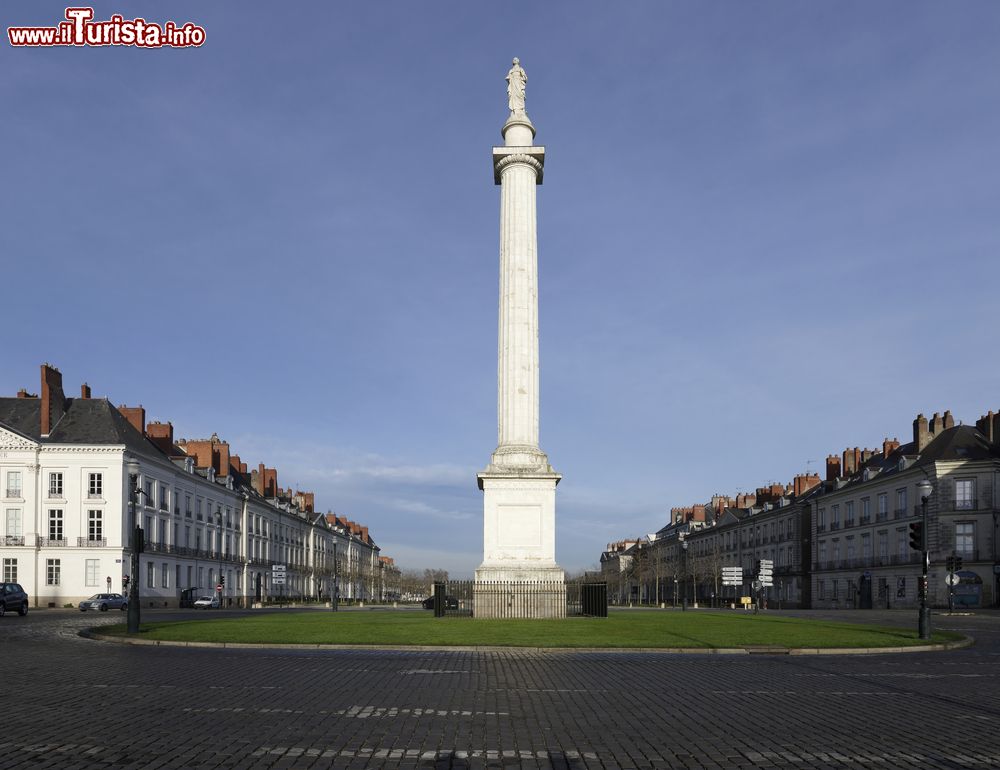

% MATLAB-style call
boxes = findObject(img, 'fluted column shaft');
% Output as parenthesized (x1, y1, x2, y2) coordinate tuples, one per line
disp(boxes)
(497, 158, 540, 451)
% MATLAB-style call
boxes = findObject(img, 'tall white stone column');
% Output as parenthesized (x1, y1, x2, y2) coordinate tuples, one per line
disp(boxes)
(475, 59, 565, 619)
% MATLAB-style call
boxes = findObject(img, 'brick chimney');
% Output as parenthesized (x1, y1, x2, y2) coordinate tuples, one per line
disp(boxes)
(976, 412, 996, 444)
(215, 441, 230, 478)
(882, 437, 900, 458)
(40, 364, 66, 436)
(146, 421, 175, 454)
(117, 405, 146, 435)
(913, 414, 930, 452)
(793, 473, 821, 497)
(80, 383, 91, 399)
(930, 412, 945, 435)
(16, 389, 35, 399)
(825, 454, 841, 482)
(943, 410, 954, 430)
(842, 447, 861, 477)
(182, 435, 231, 476)
(253, 463, 277, 497)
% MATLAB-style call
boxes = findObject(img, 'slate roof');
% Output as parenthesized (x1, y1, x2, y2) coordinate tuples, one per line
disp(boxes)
(0, 396, 156, 455)
(0, 398, 41, 439)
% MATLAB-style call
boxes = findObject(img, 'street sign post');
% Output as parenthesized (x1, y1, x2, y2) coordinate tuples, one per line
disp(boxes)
(721, 567, 744, 608)
(272, 565, 287, 606)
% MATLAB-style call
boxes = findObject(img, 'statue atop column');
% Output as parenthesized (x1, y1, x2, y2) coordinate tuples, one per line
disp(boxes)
(506, 57, 527, 114)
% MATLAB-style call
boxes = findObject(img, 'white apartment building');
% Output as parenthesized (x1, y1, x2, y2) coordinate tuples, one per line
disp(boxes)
(0, 365, 389, 608)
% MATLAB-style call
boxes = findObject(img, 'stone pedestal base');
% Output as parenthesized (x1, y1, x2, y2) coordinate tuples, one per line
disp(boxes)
(475, 470, 565, 618)
(474, 566, 566, 619)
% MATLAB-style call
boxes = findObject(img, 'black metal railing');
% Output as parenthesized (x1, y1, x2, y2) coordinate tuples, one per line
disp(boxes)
(5, 488, 22, 498)
(77, 537, 107, 547)
(40, 537, 67, 547)
(3, 535, 24, 546)
(429, 579, 608, 618)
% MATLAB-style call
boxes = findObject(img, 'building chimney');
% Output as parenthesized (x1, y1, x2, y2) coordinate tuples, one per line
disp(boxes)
(930, 412, 945, 435)
(913, 414, 930, 452)
(117, 405, 146, 435)
(793, 473, 821, 497)
(214, 442, 230, 478)
(842, 447, 861, 477)
(146, 421, 175, 454)
(943, 410, 954, 430)
(40, 364, 66, 436)
(16, 389, 33, 399)
(883, 437, 900, 458)
(825, 454, 841, 482)
(80, 383, 91, 399)
(975, 412, 993, 442)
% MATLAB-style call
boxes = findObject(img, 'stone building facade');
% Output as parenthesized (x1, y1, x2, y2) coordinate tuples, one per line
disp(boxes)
(0, 364, 392, 608)
(602, 408, 1000, 610)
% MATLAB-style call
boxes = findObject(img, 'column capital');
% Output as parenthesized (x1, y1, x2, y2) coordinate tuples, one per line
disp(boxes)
(492, 146, 545, 185)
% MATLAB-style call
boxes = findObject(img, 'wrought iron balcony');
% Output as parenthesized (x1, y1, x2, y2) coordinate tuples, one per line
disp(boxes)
(40, 537, 67, 547)
(77, 537, 107, 547)
(3, 535, 24, 546)
(5, 488, 22, 498)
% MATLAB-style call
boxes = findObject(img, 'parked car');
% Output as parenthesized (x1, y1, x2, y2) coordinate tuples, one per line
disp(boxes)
(78, 593, 128, 612)
(0, 583, 29, 616)
(193, 595, 220, 609)
(421, 595, 459, 610)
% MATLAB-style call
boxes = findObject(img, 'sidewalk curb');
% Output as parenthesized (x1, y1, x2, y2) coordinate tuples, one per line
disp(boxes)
(80, 629, 974, 656)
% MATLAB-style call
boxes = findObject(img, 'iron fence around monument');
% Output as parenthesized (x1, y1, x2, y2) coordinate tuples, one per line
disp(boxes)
(431, 579, 607, 618)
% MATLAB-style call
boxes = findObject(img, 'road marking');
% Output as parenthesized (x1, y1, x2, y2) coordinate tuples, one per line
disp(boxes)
(398, 668, 469, 674)
(712, 690, 912, 696)
(249, 747, 599, 760)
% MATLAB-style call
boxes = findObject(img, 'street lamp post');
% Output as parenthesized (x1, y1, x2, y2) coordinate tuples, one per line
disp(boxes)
(917, 479, 933, 640)
(681, 540, 689, 611)
(993, 509, 999, 608)
(124, 458, 143, 634)
(332, 540, 339, 612)
(215, 510, 224, 609)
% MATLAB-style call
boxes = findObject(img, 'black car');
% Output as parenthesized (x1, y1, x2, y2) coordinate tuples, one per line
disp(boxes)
(421, 595, 459, 610)
(0, 583, 29, 616)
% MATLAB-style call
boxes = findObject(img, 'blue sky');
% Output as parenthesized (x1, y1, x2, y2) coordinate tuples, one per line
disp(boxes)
(3, 3, 998, 576)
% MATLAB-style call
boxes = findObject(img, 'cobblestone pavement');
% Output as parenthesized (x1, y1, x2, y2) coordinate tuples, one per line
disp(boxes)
(2, 608, 1000, 769)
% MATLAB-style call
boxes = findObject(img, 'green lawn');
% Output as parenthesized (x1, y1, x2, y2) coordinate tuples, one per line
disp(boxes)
(99, 610, 963, 649)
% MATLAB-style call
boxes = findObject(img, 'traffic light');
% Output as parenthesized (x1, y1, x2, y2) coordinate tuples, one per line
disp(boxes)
(754, 559, 762, 573)
(908, 521, 924, 551)
(122, 575, 130, 589)
(946, 555, 963, 572)
(219, 575, 225, 587)
(135, 526, 145, 553)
